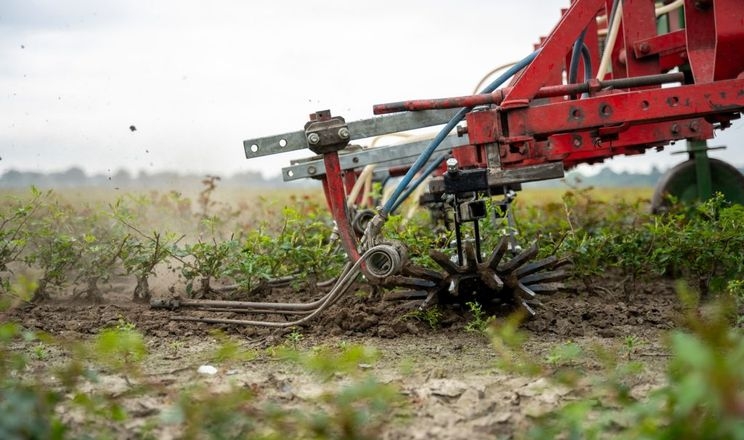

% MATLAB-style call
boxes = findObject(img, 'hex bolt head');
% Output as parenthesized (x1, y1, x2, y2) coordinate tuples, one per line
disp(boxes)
(338, 127, 350, 139)
(307, 133, 320, 145)
(307, 165, 317, 175)
(446, 158, 459, 174)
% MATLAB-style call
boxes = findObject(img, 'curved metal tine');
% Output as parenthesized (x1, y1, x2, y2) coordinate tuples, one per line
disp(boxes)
(479, 269, 504, 290)
(497, 242, 538, 273)
(173, 294, 334, 312)
(514, 255, 558, 277)
(519, 269, 568, 285)
(515, 281, 537, 298)
(419, 289, 439, 309)
(485, 236, 510, 270)
(169, 252, 373, 327)
(176, 263, 353, 313)
(525, 282, 563, 294)
(384, 276, 436, 289)
(196, 307, 313, 315)
(430, 249, 464, 274)
(384, 291, 429, 301)
(171, 266, 359, 327)
(519, 299, 537, 316)
(403, 264, 446, 283)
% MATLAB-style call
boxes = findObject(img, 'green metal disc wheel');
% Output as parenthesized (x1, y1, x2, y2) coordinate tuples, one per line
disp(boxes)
(651, 158, 744, 213)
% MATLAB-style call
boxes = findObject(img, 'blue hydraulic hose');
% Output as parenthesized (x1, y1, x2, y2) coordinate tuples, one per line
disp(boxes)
(568, 28, 588, 84)
(390, 154, 447, 213)
(380, 49, 540, 217)
(581, 44, 592, 84)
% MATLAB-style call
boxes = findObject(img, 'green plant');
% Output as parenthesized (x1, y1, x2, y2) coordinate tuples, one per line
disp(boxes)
(93, 325, 147, 377)
(727, 279, 744, 325)
(0, 187, 48, 291)
(179, 236, 239, 298)
(71, 226, 130, 303)
(464, 301, 494, 333)
(405, 306, 443, 329)
(623, 334, 643, 361)
(285, 328, 304, 350)
(527, 283, 744, 439)
(545, 342, 583, 367)
(208, 330, 256, 364)
(23, 201, 80, 302)
(112, 199, 182, 302)
(0, 279, 67, 439)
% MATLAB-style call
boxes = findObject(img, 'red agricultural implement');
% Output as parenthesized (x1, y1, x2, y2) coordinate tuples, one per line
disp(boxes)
(157, 0, 744, 325)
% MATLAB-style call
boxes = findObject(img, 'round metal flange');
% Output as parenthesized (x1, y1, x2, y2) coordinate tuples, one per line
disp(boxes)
(352, 209, 376, 236)
(363, 244, 402, 282)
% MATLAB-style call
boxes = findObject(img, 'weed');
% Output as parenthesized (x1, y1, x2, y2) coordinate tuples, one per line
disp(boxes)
(404, 306, 443, 329)
(623, 334, 643, 361)
(209, 330, 256, 365)
(285, 328, 304, 350)
(31, 342, 48, 360)
(545, 342, 582, 367)
(464, 301, 493, 333)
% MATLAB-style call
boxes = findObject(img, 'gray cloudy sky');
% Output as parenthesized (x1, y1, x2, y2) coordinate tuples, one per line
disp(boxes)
(2, 0, 742, 179)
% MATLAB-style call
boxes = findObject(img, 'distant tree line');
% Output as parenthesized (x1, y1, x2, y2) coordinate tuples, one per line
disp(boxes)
(1, 164, 742, 189)
(0, 167, 288, 189)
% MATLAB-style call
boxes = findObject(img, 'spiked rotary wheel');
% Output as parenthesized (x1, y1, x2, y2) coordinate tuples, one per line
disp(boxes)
(429, 236, 568, 315)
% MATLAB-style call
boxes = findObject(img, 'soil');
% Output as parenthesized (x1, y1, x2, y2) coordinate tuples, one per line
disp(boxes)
(5, 272, 680, 439)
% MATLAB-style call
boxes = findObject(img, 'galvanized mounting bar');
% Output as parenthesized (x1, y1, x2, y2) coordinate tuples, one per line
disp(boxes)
(281, 133, 469, 181)
(243, 108, 461, 159)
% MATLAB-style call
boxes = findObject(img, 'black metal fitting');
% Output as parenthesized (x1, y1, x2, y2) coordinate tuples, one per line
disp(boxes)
(304, 110, 350, 155)
(443, 168, 489, 194)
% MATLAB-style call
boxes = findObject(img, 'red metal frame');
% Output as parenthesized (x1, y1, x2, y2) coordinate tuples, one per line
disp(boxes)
(320, 153, 360, 262)
(373, 0, 744, 174)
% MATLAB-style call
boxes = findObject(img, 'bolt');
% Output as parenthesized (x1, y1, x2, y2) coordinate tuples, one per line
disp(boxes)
(671, 123, 680, 135)
(689, 120, 699, 132)
(573, 136, 582, 148)
(456, 126, 468, 137)
(307, 165, 317, 175)
(338, 127, 350, 139)
(639, 42, 650, 54)
(446, 158, 459, 174)
(307, 133, 320, 145)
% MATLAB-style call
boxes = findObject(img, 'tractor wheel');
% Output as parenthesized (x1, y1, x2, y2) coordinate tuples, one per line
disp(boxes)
(651, 158, 744, 213)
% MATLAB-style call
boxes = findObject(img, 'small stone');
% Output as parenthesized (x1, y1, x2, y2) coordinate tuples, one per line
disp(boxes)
(197, 365, 218, 375)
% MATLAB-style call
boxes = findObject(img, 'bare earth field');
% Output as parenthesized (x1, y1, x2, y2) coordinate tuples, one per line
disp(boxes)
(5, 271, 678, 439)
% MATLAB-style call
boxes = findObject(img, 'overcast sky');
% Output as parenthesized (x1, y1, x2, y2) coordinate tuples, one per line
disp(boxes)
(2, 0, 742, 179)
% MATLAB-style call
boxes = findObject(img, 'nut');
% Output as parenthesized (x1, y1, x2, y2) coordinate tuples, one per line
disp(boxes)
(307, 133, 320, 145)
(446, 158, 459, 173)
(338, 127, 350, 139)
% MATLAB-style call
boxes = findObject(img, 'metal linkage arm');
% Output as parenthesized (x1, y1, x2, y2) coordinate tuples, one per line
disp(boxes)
(282, 133, 469, 181)
(243, 108, 460, 159)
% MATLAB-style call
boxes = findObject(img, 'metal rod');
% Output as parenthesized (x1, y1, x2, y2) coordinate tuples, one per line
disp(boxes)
(373, 72, 685, 114)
